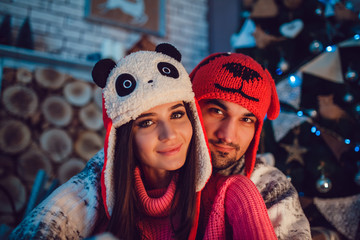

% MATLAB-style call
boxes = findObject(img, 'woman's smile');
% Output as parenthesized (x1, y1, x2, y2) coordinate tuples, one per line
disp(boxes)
(157, 143, 183, 156)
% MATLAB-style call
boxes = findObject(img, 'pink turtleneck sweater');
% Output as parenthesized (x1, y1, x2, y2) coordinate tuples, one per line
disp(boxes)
(134, 167, 179, 239)
(198, 173, 278, 239)
(134, 167, 200, 240)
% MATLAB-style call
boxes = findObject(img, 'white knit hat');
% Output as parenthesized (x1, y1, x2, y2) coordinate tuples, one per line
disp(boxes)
(92, 43, 212, 217)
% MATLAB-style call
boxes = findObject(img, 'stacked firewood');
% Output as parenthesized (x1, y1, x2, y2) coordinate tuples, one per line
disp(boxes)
(0, 66, 105, 225)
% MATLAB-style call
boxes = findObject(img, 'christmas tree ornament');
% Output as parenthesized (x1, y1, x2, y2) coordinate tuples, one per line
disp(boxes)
(354, 103, 360, 116)
(343, 92, 354, 103)
(316, 174, 332, 193)
(309, 40, 324, 54)
(277, 57, 290, 73)
(305, 109, 318, 118)
(316, 162, 332, 193)
(315, 6, 323, 16)
(280, 127, 308, 166)
(344, 67, 358, 83)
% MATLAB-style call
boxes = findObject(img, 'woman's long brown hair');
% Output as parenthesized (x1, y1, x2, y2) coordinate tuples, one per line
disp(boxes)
(106, 102, 197, 239)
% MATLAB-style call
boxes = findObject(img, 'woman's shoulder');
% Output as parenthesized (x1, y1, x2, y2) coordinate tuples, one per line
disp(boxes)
(9, 149, 105, 239)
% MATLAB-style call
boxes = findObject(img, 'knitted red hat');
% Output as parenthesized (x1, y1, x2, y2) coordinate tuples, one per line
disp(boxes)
(190, 52, 280, 177)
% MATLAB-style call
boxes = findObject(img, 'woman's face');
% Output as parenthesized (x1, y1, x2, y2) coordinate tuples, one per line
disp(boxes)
(133, 101, 193, 176)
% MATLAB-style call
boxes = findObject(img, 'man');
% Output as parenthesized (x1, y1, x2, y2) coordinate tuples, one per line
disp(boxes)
(190, 52, 311, 239)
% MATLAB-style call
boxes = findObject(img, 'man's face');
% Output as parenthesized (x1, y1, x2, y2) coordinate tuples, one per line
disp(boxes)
(199, 99, 257, 171)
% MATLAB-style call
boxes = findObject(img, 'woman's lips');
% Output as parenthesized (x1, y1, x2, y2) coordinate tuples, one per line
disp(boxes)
(157, 144, 182, 155)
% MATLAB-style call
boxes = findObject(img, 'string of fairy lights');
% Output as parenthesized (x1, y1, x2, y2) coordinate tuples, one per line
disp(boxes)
(282, 34, 360, 154)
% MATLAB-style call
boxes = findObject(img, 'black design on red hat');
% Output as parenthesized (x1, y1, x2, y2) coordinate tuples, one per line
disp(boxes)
(214, 62, 262, 102)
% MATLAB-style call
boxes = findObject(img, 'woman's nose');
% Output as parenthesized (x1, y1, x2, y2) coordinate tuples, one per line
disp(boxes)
(158, 122, 176, 141)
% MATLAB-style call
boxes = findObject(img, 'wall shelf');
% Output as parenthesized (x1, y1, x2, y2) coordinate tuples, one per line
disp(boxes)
(0, 44, 95, 82)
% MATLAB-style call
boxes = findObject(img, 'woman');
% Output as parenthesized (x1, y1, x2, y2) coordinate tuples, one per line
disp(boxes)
(89, 43, 212, 239)
(10, 43, 275, 240)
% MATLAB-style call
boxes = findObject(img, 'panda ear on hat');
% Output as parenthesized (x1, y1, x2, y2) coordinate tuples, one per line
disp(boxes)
(92, 58, 117, 88)
(155, 43, 182, 62)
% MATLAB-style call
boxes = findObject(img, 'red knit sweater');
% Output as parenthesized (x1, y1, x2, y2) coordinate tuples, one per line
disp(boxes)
(198, 173, 278, 239)
(134, 167, 199, 239)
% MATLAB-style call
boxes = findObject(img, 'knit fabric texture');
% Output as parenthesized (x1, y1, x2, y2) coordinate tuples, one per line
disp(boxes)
(134, 166, 180, 239)
(190, 52, 280, 177)
(91, 43, 212, 218)
(218, 155, 312, 239)
(199, 173, 277, 239)
(134, 166, 177, 217)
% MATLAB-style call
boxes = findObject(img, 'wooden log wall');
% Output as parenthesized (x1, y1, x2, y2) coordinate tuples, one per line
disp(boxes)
(0, 65, 105, 225)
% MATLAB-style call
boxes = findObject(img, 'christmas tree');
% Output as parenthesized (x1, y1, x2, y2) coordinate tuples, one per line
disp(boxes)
(233, 0, 360, 239)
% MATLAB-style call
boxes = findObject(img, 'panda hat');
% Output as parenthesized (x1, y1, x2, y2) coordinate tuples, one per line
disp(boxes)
(92, 43, 212, 217)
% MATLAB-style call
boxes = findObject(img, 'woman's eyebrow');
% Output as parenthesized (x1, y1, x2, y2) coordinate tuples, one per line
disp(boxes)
(169, 103, 185, 110)
(136, 103, 185, 119)
(137, 112, 155, 119)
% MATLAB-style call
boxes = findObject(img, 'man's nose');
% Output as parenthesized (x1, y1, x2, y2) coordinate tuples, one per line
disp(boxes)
(158, 122, 177, 141)
(215, 118, 237, 143)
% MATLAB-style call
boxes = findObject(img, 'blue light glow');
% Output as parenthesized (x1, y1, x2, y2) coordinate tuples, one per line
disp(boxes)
(345, 139, 351, 144)
(288, 75, 301, 87)
(315, 130, 321, 136)
(311, 126, 317, 133)
(297, 111, 303, 117)
(354, 34, 360, 40)
(326, 46, 336, 52)
(355, 146, 360, 152)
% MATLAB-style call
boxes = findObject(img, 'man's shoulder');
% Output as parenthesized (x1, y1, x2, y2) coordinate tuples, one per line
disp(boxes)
(250, 156, 299, 208)
(251, 155, 288, 184)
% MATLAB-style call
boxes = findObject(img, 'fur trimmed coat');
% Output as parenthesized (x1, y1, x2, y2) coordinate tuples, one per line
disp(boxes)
(10, 151, 311, 239)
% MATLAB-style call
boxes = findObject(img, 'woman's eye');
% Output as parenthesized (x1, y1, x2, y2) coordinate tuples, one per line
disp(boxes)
(171, 111, 185, 119)
(137, 120, 154, 128)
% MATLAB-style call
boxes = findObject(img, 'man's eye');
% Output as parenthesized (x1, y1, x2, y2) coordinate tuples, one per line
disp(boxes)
(242, 117, 255, 123)
(171, 111, 185, 119)
(137, 120, 154, 128)
(244, 118, 251, 123)
(209, 108, 223, 115)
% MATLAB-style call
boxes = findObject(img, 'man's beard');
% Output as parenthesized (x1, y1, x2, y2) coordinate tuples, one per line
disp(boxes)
(209, 139, 241, 172)
(211, 151, 239, 171)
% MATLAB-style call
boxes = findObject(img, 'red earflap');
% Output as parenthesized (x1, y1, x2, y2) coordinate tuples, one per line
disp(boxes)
(265, 69, 280, 120)
(102, 94, 111, 130)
